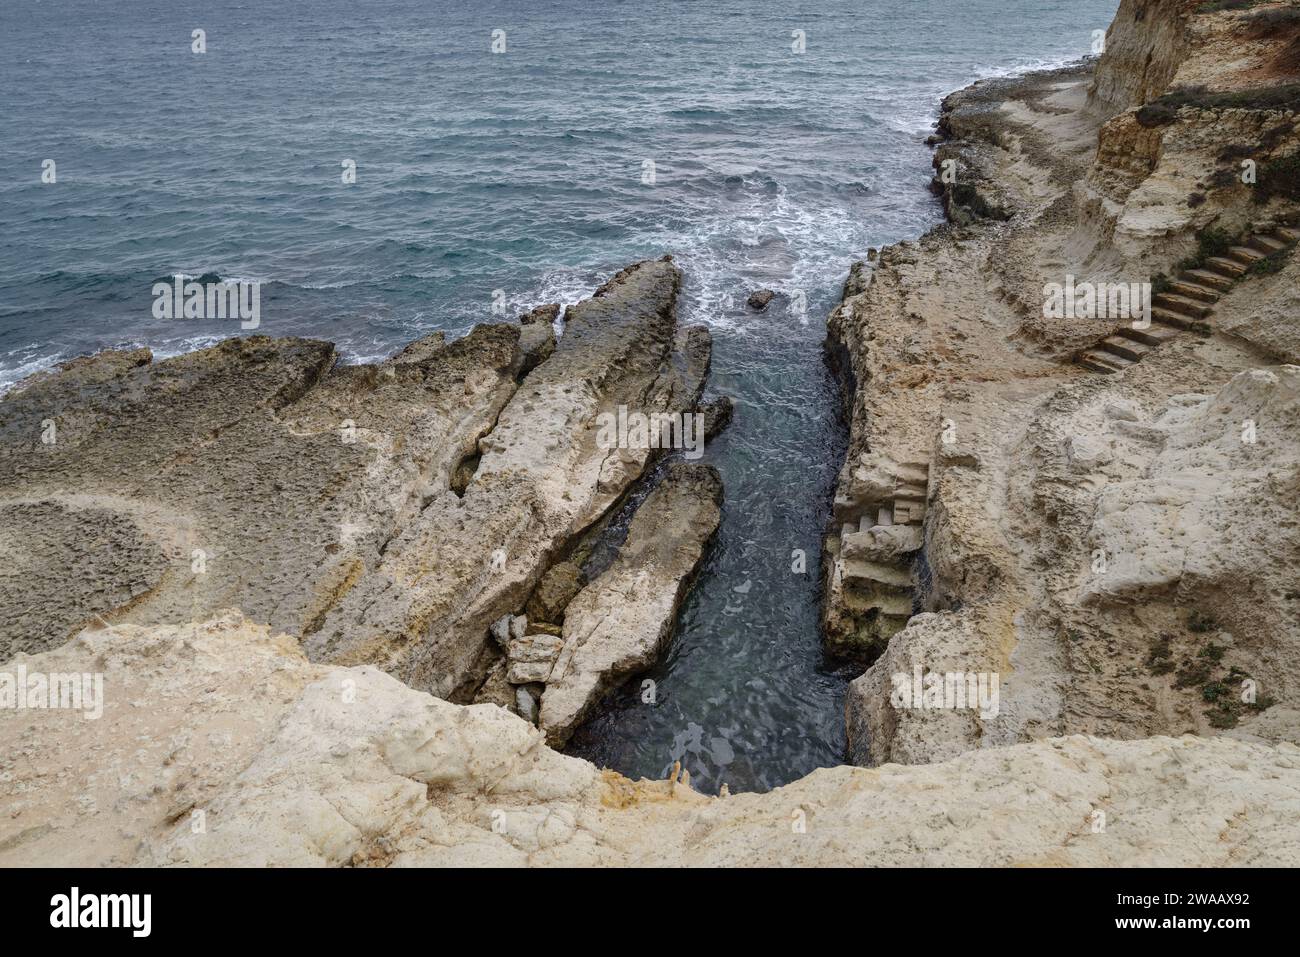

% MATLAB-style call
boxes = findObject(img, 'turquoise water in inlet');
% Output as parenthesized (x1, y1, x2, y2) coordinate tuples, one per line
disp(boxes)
(0, 0, 1118, 790)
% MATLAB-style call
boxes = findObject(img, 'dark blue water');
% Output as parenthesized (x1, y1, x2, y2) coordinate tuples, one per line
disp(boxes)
(0, 0, 1117, 790)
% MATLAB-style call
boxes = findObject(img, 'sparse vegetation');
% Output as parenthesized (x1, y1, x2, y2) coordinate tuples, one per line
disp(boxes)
(1177, 228, 1239, 272)
(1199, 642, 1226, 663)
(1143, 83, 1300, 117)
(1247, 242, 1296, 275)
(1244, 6, 1300, 31)
(1197, 0, 1264, 11)
(1253, 152, 1300, 204)
(1203, 666, 1275, 728)
(1175, 659, 1213, 689)
(1154, 619, 1278, 729)
(1135, 102, 1178, 128)
(1146, 634, 1176, 675)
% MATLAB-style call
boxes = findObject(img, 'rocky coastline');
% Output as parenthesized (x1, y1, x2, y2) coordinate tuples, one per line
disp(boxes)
(3, 0, 1300, 866)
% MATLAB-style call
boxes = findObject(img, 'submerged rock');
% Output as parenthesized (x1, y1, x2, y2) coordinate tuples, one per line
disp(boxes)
(746, 289, 775, 310)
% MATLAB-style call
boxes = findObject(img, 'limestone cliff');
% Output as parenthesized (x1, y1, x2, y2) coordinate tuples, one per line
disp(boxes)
(1, 0, 1298, 869)
(3, 614, 1297, 867)
(830, 1, 1300, 770)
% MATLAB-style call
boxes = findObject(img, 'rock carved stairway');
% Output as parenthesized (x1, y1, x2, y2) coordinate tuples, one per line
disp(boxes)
(823, 460, 930, 660)
(1078, 225, 1299, 374)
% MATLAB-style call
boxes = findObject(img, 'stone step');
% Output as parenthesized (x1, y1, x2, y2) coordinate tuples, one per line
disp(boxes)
(844, 522, 925, 559)
(1226, 245, 1266, 266)
(842, 588, 914, 617)
(1078, 350, 1130, 374)
(877, 505, 893, 526)
(1100, 336, 1151, 362)
(1204, 256, 1247, 279)
(1183, 268, 1234, 292)
(1274, 226, 1300, 244)
(1249, 234, 1288, 254)
(1167, 279, 1220, 304)
(841, 558, 914, 589)
(1153, 292, 1212, 319)
(895, 463, 931, 485)
(1150, 306, 1201, 331)
(832, 495, 861, 524)
(1117, 322, 1181, 347)
(893, 483, 927, 502)
(893, 500, 925, 525)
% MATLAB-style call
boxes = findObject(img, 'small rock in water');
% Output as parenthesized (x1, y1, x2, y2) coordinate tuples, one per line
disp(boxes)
(518, 303, 561, 325)
(700, 395, 734, 441)
(746, 289, 775, 310)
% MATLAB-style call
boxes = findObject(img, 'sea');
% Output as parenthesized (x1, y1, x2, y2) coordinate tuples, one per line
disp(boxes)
(0, 0, 1119, 791)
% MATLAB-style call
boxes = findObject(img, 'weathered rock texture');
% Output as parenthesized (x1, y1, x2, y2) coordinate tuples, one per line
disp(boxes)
(832, 2, 1300, 768)
(4, 614, 1299, 867)
(540, 462, 723, 746)
(304, 257, 712, 701)
(2, 2, 1298, 870)
(0, 259, 716, 713)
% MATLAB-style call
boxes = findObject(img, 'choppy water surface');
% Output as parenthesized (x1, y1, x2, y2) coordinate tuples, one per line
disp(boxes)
(0, 0, 1118, 791)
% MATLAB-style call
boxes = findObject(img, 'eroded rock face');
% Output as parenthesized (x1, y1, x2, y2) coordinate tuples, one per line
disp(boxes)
(1215, 256, 1300, 365)
(832, 4, 1300, 768)
(304, 258, 711, 701)
(1082, 367, 1300, 607)
(0, 259, 713, 712)
(3, 613, 1298, 867)
(540, 462, 723, 746)
(1088, 0, 1194, 118)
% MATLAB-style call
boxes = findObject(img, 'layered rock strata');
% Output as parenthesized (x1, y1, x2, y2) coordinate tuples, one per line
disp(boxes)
(0, 258, 719, 720)
(830, 0, 1300, 767)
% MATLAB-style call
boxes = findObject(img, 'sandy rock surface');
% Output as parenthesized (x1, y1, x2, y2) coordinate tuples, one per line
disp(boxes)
(4, 613, 1299, 867)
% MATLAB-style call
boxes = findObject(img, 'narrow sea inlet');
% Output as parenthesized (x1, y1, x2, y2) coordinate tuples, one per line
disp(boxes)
(0, 0, 1119, 792)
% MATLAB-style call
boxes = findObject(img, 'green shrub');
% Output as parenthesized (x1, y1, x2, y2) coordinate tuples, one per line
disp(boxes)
(1177, 228, 1239, 272)
(1248, 247, 1295, 275)
(1253, 152, 1300, 204)
(1245, 7, 1300, 33)
(1145, 83, 1300, 114)
(1136, 102, 1178, 127)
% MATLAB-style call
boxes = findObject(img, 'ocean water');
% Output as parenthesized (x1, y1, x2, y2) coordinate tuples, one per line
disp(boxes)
(0, 0, 1118, 791)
